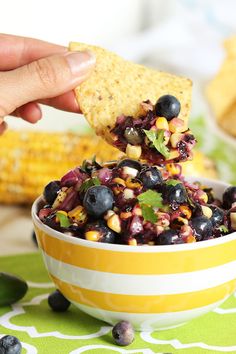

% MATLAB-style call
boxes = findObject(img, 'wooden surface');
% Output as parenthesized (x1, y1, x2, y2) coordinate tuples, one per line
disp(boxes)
(0, 205, 36, 255)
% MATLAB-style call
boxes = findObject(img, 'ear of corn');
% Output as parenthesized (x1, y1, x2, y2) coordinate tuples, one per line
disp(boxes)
(0, 130, 122, 205)
(0, 130, 218, 205)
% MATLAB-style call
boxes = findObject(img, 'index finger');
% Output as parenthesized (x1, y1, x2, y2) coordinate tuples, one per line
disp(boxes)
(0, 33, 66, 70)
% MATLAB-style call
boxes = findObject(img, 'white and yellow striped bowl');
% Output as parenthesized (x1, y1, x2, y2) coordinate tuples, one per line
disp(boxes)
(32, 178, 236, 331)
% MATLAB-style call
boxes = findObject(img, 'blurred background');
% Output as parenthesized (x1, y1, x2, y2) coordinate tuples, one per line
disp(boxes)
(1, 0, 236, 254)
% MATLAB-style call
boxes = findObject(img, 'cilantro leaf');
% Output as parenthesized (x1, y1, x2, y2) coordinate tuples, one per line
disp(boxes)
(140, 204, 157, 223)
(143, 129, 170, 159)
(137, 190, 163, 208)
(166, 179, 182, 186)
(80, 177, 101, 192)
(218, 225, 228, 233)
(56, 212, 71, 228)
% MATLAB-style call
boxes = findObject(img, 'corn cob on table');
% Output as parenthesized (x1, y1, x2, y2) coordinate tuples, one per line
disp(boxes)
(0, 130, 217, 205)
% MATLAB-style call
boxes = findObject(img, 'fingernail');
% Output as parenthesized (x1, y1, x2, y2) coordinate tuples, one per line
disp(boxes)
(65, 51, 96, 76)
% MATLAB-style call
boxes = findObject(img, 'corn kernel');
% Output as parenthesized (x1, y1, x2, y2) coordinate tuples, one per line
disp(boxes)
(55, 210, 68, 222)
(123, 188, 134, 200)
(85, 231, 100, 242)
(126, 144, 142, 159)
(179, 205, 192, 219)
(107, 214, 121, 233)
(201, 205, 213, 219)
(155, 117, 169, 130)
(128, 238, 137, 246)
(169, 118, 185, 133)
(120, 211, 132, 219)
(168, 149, 180, 160)
(68, 205, 87, 224)
(166, 163, 182, 176)
(186, 235, 196, 243)
(52, 187, 68, 209)
(113, 177, 126, 186)
(148, 241, 155, 245)
(170, 133, 183, 148)
(133, 206, 142, 216)
(104, 210, 115, 221)
(126, 177, 141, 189)
(199, 191, 208, 204)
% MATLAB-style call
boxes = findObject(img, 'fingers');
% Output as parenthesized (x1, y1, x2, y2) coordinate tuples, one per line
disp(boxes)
(0, 33, 66, 70)
(39, 91, 80, 113)
(13, 103, 42, 123)
(0, 51, 95, 117)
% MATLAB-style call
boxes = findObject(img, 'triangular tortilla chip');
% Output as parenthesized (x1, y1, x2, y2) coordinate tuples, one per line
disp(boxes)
(69, 42, 192, 145)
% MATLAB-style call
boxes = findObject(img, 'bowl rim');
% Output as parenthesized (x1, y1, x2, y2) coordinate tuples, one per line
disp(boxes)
(31, 176, 236, 253)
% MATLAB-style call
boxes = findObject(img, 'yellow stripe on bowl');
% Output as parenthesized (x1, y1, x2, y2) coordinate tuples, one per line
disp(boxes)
(50, 274, 236, 313)
(35, 226, 236, 275)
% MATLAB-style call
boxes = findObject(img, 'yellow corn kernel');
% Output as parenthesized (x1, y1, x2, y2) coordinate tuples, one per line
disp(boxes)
(68, 205, 87, 224)
(201, 205, 213, 218)
(179, 205, 192, 219)
(107, 214, 121, 233)
(199, 191, 208, 204)
(52, 187, 68, 209)
(155, 117, 169, 130)
(120, 211, 132, 219)
(128, 238, 137, 246)
(133, 206, 142, 216)
(166, 163, 182, 176)
(170, 133, 183, 148)
(168, 149, 180, 160)
(113, 177, 126, 186)
(85, 231, 100, 242)
(126, 144, 142, 159)
(169, 118, 185, 133)
(104, 210, 115, 221)
(55, 210, 68, 222)
(148, 241, 155, 245)
(186, 235, 196, 243)
(126, 177, 141, 189)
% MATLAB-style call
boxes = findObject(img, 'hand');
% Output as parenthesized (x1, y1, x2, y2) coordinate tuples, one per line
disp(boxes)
(0, 34, 95, 134)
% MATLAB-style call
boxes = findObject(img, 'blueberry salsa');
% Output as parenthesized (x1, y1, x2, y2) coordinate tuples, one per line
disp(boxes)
(110, 95, 196, 164)
(38, 158, 236, 246)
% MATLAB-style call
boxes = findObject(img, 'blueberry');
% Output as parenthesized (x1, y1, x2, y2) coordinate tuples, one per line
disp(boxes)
(155, 95, 181, 120)
(156, 229, 178, 245)
(0, 335, 22, 354)
(222, 186, 236, 209)
(85, 221, 116, 243)
(138, 167, 163, 189)
(165, 183, 187, 204)
(83, 186, 114, 217)
(117, 159, 142, 171)
(209, 205, 225, 227)
(191, 216, 213, 241)
(43, 180, 60, 205)
(124, 127, 143, 145)
(48, 289, 70, 312)
(112, 321, 135, 346)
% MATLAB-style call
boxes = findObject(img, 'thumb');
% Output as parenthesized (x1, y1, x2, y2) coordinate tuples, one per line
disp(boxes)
(0, 51, 95, 117)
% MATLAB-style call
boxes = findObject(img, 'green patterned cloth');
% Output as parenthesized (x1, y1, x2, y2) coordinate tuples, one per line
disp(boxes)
(0, 252, 236, 354)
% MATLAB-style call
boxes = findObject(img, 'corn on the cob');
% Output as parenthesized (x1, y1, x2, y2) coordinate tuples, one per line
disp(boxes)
(0, 130, 218, 205)
(0, 130, 123, 205)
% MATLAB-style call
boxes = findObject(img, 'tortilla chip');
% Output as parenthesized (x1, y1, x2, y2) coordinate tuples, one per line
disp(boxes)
(69, 42, 192, 144)
(206, 37, 236, 137)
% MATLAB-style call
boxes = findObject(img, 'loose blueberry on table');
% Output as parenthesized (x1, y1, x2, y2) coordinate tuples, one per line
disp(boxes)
(110, 95, 196, 164)
(0, 335, 22, 354)
(38, 156, 236, 246)
(48, 289, 71, 312)
(112, 321, 135, 346)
